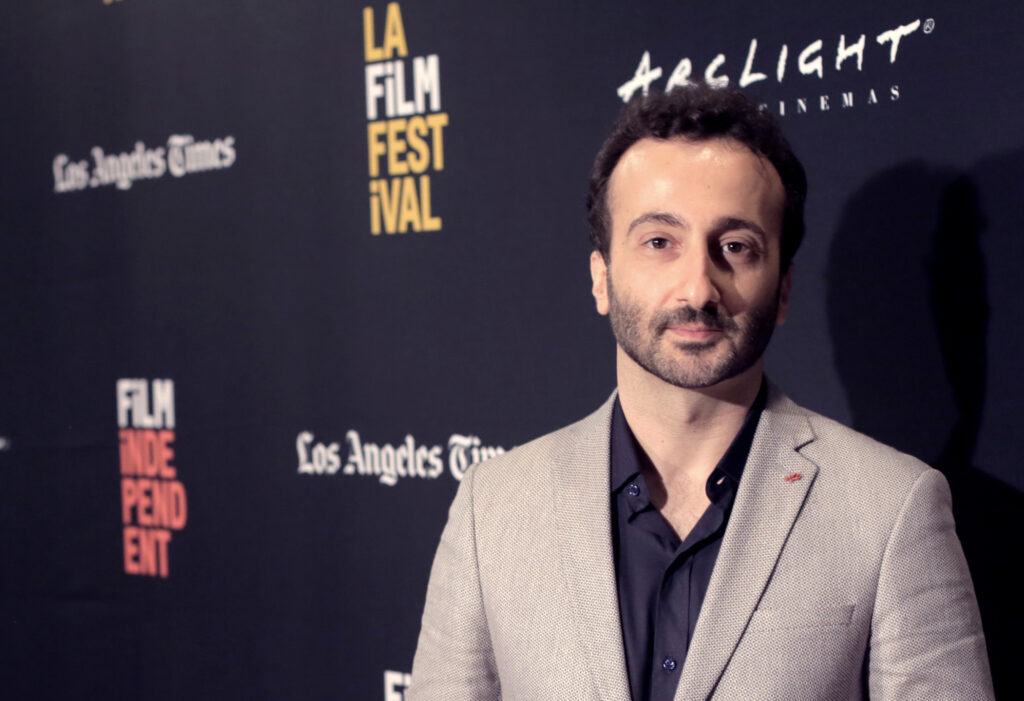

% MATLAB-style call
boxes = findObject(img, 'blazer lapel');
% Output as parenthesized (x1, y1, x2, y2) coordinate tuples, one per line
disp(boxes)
(551, 394, 632, 701)
(674, 387, 819, 701)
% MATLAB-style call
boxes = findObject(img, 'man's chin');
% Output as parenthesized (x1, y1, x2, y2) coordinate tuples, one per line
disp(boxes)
(656, 369, 731, 390)
(645, 341, 756, 390)
(668, 338, 721, 354)
(643, 353, 729, 388)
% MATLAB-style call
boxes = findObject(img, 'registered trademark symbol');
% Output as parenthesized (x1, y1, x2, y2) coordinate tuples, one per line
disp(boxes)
(923, 18, 935, 34)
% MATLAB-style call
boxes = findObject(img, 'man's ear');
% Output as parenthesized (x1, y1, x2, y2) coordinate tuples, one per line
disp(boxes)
(590, 250, 610, 316)
(776, 263, 793, 325)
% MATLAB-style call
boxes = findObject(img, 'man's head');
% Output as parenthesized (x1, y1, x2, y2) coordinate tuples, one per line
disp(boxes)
(587, 85, 806, 390)
(587, 84, 806, 271)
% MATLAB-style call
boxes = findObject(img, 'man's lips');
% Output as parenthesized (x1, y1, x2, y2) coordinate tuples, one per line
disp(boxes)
(666, 324, 723, 340)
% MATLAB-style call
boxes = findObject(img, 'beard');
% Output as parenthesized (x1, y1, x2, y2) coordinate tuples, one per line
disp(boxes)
(607, 275, 781, 389)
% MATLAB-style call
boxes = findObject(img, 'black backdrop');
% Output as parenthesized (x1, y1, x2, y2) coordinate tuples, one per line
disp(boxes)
(2, 1, 1022, 699)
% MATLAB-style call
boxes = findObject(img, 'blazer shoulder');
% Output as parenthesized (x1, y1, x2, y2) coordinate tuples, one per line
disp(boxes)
(462, 392, 615, 499)
(786, 396, 933, 489)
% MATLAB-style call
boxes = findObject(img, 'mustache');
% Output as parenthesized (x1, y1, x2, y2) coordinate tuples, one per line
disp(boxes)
(653, 305, 737, 333)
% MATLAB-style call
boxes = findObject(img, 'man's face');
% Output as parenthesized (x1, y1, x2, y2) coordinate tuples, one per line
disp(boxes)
(590, 136, 791, 390)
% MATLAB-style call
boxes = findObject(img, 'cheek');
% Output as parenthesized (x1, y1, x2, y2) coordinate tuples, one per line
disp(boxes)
(726, 277, 780, 314)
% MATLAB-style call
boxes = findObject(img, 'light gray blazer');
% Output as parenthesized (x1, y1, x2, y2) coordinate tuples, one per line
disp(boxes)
(409, 387, 993, 700)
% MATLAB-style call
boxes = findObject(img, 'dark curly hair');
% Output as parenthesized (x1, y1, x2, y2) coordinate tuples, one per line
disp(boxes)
(586, 83, 807, 271)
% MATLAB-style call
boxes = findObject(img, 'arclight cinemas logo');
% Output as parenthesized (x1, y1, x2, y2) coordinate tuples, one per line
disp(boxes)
(617, 16, 934, 116)
(296, 429, 505, 485)
(53, 133, 236, 193)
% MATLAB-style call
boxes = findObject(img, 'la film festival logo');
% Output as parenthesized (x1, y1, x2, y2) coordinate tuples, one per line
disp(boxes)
(53, 133, 236, 193)
(117, 379, 188, 578)
(617, 16, 935, 116)
(364, 2, 448, 235)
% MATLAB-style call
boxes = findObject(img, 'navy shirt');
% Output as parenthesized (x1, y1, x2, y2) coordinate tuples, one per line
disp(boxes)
(610, 384, 766, 701)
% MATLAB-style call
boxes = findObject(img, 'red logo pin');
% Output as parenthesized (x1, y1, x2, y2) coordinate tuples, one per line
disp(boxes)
(783, 472, 802, 483)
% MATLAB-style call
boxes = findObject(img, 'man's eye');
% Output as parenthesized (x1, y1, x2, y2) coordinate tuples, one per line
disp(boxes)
(723, 241, 748, 254)
(645, 237, 670, 250)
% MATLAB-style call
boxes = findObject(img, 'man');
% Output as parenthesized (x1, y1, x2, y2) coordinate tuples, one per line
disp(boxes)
(408, 84, 993, 700)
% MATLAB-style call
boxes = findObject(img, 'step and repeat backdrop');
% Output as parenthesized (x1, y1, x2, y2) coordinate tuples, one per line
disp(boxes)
(2, 1, 1022, 699)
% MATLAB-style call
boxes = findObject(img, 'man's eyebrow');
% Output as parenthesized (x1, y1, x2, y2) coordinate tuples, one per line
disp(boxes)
(626, 211, 687, 237)
(715, 217, 768, 240)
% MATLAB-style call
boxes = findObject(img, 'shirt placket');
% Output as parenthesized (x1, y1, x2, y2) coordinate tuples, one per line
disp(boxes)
(649, 492, 728, 701)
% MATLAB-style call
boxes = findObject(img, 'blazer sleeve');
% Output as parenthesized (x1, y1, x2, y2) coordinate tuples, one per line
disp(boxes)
(407, 464, 500, 701)
(868, 468, 994, 699)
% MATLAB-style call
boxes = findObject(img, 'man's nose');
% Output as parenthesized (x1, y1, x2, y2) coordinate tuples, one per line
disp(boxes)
(672, 247, 721, 309)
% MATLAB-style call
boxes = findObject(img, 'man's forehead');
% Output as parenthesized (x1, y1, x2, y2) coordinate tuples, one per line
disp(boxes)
(606, 136, 786, 236)
(612, 136, 777, 181)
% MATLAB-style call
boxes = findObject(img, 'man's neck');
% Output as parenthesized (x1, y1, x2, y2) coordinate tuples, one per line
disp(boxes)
(616, 346, 763, 486)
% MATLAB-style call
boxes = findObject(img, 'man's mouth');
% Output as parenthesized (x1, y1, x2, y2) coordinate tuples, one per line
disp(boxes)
(666, 324, 723, 340)
(657, 305, 729, 331)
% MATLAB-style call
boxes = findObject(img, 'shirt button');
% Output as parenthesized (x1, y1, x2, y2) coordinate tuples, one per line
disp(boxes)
(662, 657, 678, 672)
(627, 483, 640, 497)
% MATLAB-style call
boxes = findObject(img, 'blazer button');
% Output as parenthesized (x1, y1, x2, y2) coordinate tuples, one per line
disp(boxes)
(662, 657, 678, 672)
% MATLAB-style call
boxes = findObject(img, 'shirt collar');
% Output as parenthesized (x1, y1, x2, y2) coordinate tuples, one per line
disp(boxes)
(609, 379, 768, 494)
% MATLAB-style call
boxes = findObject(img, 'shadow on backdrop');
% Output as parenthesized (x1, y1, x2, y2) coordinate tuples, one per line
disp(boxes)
(827, 159, 1023, 698)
